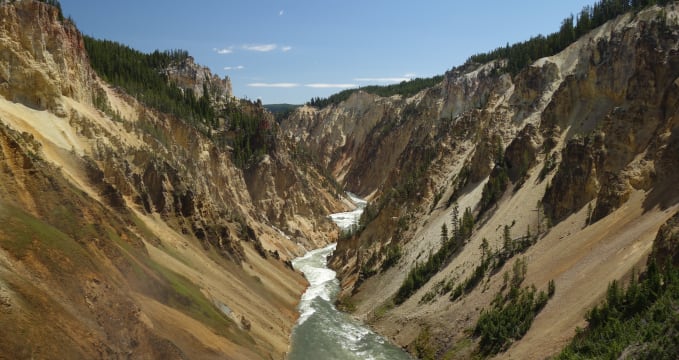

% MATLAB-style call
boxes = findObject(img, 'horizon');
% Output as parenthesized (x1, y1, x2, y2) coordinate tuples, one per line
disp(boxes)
(60, 1, 593, 104)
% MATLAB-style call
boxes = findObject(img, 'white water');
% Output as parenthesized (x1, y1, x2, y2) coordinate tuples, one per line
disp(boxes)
(288, 194, 411, 360)
(328, 192, 367, 231)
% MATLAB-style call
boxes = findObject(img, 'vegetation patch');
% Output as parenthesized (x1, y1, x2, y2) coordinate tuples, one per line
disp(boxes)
(307, 76, 444, 109)
(451, 224, 537, 302)
(113, 235, 256, 347)
(221, 100, 274, 168)
(478, 140, 509, 219)
(336, 295, 357, 313)
(474, 258, 553, 356)
(0, 204, 95, 272)
(85, 35, 277, 169)
(394, 204, 474, 304)
(538, 152, 558, 182)
(557, 260, 679, 359)
(370, 299, 395, 321)
(84, 37, 216, 128)
(412, 326, 437, 360)
(148, 261, 247, 338)
(380, 244, 402, 271)
(466, 0, 673, 75)
(442, 338, 474, 360)
(263, 103, 301, 122)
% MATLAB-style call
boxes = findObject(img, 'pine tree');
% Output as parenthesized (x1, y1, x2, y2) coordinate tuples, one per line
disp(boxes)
(548, 279, 556, 298)
(461, 207, 474, 240)
(503, 225, 513, 257)
(526, 225, 532, 242)
(440, 223, 449, 245)
(451, 202, 460, 242)
(480, 238, 489, 263)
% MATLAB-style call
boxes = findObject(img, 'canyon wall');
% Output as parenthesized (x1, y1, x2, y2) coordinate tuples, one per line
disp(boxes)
(282, 4, 679, 358)
(0, 1, 345, 359)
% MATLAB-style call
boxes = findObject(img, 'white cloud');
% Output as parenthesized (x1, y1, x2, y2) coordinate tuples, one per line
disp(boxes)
(305, 83, 357, 89)
(248, 82, 300, 88)
(224, 65, 245, 70)
(243, 44, 278, 52)
(219, 44, 291, 53)
(354, 77, 412, 83)
(279, 10, 284, 16)
(213, 47, 233, 54)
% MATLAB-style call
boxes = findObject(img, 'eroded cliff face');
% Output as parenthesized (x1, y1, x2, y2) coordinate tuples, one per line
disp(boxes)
(0, 122, 190, 359)
(282, 4, 679, 359)
(541, 12, 679, 223)
(650, 211, 679, 268)
(0, 0, 95, 112)
(164, 55, 233, 104)
(0, 1, 344, 359)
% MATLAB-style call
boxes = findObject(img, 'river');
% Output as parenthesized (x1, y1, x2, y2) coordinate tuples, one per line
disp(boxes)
(288, 194, 412, 360)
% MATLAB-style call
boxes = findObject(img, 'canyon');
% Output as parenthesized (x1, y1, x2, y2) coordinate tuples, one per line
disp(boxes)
(0, 1, 678, 359)
(282, 3, 679, 359)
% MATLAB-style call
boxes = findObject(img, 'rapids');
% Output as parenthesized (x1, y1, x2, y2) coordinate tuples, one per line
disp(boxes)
(288, 194, 412, 360)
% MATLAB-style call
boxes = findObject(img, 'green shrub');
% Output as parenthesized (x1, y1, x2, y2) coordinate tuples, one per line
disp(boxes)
(465, 0, 673, 76)
(307, 76, 444, 109)
(84, 37, 217, 129)
(395, 207, 474, 304)
(474, 259, 552, 355)
(557, 260, 679, 359)
(381, 244, 402, 271)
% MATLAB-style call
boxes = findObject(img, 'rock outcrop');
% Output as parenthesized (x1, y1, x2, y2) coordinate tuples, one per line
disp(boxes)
(650, 211, 679, 268)
(163, 55, 232, 103)
(540, 11, 679, 223)
(504, 123, 540, 183)
(0, 0, 95, 112)
(543, 135, 605, 222)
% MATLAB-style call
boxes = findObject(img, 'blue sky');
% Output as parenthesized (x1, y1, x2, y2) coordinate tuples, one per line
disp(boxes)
(60, 1, 594, 104)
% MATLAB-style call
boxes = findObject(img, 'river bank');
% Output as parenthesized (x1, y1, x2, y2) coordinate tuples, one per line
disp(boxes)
(287, 194, 411, 360)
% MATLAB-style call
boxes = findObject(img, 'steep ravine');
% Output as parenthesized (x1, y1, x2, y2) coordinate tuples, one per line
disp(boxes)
(2, 1, 679, 359)
(282, 4, 679, 359)
(288, 194, 412, 360)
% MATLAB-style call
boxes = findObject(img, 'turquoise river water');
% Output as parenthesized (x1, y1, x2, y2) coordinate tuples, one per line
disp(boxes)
(288, 194, 412, 360)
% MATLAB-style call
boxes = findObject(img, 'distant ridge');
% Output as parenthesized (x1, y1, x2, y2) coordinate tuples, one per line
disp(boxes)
(264, 103, 302, 113)
(264, 103, 302, 121)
